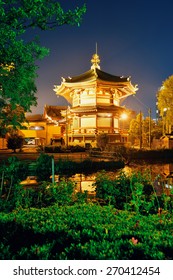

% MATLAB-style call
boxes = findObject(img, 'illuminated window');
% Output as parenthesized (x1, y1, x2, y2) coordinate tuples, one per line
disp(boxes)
(29, 126, 45, 130)
(81, 116, 96, 127)
(97, 117, 111, 127)
(80, 91, 96, 106)
(114, 118, 118, 128)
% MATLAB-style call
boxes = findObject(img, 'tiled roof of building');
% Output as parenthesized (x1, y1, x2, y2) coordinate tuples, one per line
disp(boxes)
(64, 68, 129, 83)
(26, 114, 43, 122)
(44, 105, 68, 120)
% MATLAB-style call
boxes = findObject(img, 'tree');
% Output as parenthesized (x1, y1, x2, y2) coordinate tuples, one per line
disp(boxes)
(142, 116, 157, 147)
(0, 1, 86, 121)
(129, 113, 143, 147)
(97, 133, 109, 151)
(129, 113, 157, 148)
(7, 134, 24, 153)
(157, 75, 173, 133)
(0, 101, 26, 137)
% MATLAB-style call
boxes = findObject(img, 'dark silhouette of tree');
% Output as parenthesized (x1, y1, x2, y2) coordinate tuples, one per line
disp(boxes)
(97, 133, 109, 151)
(7, 134, 24, 153)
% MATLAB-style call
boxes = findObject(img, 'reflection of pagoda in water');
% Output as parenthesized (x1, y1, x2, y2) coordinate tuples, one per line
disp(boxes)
(54, 53, 138, 147)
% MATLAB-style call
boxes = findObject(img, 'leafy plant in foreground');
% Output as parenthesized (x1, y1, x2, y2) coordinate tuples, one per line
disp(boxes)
(0, 205, 173, 260)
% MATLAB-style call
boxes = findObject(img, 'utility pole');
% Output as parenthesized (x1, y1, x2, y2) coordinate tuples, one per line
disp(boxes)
(148, 108, 151, 149)
(139, 111, 142, 149)
(66, 108, 68, 148)
(52, 156, 55, 184)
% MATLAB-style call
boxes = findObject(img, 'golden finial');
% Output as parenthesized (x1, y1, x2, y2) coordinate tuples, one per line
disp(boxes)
(91, 42, 100, 69)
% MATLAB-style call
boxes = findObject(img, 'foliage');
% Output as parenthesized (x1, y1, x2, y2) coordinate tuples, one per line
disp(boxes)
(0, 157, 28, 183)
(0, 102, 26, 136)
(151, 119, 163, 139)
(129, 113, 161, 147)
(157, 75, 173, 133)
(35, 153, 53, 181)
(129, 113, 142, 145)
(44, 145, 86, 153)
(41, 180, 75, 206)
(0, 154, 173, 260)
(0, 156, 28, 211)
(7, 134, 24, 152)
(55, 158, 124, 177)
(0, 1, 86, 123)
(96, 133, 109, 151)
(94, 170, 157, 213)
(0, 179, 76, 212)
(0, 204, 173, 260)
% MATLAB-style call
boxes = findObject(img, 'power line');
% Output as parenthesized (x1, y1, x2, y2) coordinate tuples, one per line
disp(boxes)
(132, 95, 150, 110)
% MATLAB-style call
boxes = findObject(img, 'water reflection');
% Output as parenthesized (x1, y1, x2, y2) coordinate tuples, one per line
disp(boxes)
(69, 163, 173, 196)
(70, 174, 96, 196)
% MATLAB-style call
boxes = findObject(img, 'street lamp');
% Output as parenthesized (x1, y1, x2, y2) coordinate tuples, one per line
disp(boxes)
(148, 108, 151, 149)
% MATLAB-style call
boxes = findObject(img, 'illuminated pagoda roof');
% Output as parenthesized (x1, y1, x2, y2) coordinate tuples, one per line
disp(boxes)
(43, 105, 67, 119)
(54, 53, 138, 104)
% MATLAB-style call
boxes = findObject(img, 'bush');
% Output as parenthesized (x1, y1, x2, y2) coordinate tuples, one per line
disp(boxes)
(94, 170, 161, 214)
(44, 145, 86, 153)
(7, 134, 24, 152)
(35, 153, 52, 181)
(68, 145, 85, 152)
(0, 205, 173, 260)
(0, 157, 28, 211)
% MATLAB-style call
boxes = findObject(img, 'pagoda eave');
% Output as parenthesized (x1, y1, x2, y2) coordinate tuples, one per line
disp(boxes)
(70, 105, 125, 116)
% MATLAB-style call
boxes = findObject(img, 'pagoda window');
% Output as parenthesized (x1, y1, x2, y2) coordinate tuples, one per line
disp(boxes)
(97, 91, 111, 104)
(97, 117, 111, 127)
(80, 90, 96, 106)
(113, 118, 119, 129)
(81, 115, 96, 127)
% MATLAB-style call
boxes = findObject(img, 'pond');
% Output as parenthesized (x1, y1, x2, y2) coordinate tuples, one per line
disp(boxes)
(69, 162, 173, 196)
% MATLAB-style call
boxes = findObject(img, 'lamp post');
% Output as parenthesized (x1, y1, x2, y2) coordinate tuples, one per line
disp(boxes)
(66, 108, 68, 148)
(139, 111, 142, 149)
(148, 108, 151, 149)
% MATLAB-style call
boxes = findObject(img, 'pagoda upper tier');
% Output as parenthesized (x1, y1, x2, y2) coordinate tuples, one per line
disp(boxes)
(54, 53, 138, 104)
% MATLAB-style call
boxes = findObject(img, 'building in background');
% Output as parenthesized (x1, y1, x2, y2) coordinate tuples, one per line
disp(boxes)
(19, 105, 67, 147)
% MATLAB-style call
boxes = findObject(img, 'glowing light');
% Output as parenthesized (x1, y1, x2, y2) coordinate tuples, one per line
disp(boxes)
(120, 113, 128, 120)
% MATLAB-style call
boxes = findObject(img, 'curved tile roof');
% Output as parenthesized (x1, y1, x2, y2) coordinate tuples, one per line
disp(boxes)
(64, 68, 129, 83)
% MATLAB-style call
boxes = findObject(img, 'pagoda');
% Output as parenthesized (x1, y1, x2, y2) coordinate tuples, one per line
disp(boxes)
(54, 53, 138, 147)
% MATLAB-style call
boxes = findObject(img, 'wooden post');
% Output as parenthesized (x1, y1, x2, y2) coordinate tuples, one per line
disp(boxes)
(148, 108, 151, 149)
(66, 109, 68, 148)
(52, 156, 55, 184)
(139, 111, 142, 149)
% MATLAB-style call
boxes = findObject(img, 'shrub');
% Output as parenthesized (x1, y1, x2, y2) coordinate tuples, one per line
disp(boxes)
(96, 133, 109, 151)
(0, 157, 28, 211)
(7, 134, 24, 152)
(35, 153, 52, 181)
(94, 170, 160, 214)
(0, 205, 173, 260)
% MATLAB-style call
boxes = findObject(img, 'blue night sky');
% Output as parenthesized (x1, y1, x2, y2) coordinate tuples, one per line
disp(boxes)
(28, 0, 173, 118)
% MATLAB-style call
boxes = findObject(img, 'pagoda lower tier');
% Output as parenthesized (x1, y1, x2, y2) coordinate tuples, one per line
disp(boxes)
(60, 105, 129, 147)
